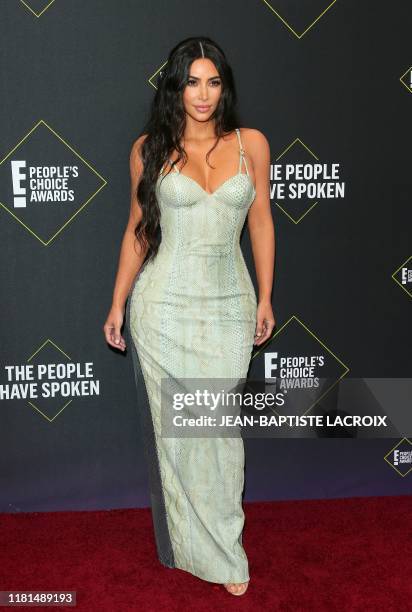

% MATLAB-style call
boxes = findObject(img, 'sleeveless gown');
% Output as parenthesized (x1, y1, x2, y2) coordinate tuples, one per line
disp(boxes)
(125, 128, 257, 584)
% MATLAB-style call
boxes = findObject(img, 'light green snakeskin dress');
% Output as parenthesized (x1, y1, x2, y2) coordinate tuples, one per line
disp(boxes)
(126, 128, 257, 584)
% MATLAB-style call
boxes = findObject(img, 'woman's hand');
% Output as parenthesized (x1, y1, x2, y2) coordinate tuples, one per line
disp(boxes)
(103, 305, 126, 352)
(254, 299, 276, 346)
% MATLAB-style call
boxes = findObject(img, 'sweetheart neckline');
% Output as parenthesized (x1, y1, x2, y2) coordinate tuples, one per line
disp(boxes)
(158, 170, 256, 197)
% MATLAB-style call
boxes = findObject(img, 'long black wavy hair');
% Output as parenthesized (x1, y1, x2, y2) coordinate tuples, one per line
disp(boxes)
(135, 35, 242, 264)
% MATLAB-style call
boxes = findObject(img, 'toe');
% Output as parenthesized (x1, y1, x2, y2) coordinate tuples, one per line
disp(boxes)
(224, 581, 249, 595)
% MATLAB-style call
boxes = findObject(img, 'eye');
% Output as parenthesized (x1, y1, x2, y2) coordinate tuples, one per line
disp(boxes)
(187, 78, 197, 86)
(210, 79, 221, 87)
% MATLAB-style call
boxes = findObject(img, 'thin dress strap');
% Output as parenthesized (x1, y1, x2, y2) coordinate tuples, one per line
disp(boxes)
(235, 128, 249, 176)
(159, 158, 179, 175)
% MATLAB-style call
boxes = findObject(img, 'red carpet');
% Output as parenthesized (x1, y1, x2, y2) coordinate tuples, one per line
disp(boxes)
(2, 496, 411, 611)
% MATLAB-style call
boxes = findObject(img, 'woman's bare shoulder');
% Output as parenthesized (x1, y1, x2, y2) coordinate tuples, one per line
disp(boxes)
(131, 133, 148, 155)
(129, 133, 149, 171)
(238, 128, 270, 172)
(239, 127, 269, 150)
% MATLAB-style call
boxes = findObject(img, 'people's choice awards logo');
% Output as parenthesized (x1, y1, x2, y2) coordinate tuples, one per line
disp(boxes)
(270, 138, 346, 223)
(401, 268, 412, 284)
(20, 0, 56, 18)
(384, 438, 412, 477)
(250, 315, 349, 417)
(11, 162, 78, 208)
(0, 339, 100, 422)
(0, 120, 107, 245)
(392, 256, 412, 298)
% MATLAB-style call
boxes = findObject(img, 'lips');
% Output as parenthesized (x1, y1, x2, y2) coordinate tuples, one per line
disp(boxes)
(195, 106, 210, 112)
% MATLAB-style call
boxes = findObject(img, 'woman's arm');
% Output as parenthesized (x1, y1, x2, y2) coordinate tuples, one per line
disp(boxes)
(246, 129, 276, 346)
(111, 135, 149, 310)
(103, 135, 149, 351)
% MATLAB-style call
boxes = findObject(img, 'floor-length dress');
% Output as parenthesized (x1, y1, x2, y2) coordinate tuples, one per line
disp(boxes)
(125, 128, 257, 584)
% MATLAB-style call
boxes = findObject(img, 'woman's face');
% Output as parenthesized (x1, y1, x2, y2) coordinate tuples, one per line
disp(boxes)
(182, 58, 222, 122)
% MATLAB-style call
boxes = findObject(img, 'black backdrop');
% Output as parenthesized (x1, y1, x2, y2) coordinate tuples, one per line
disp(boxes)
(1, 1, 411, 512)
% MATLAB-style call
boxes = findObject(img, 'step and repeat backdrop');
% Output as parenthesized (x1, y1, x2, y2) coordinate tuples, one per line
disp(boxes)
(1, 1, 411, 512)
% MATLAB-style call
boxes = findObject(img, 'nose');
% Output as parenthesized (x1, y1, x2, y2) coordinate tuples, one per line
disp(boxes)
(199, 83, 208, 100)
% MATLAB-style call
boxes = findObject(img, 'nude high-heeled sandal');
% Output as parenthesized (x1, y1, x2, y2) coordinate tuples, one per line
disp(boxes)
(223, 580, 249, 596)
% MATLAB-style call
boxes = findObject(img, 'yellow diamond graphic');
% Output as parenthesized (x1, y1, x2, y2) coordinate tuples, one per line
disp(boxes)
(0, 119, 107, 246)
(26, 338, 73, 422)
(148, 61, 168, 90)
(384, 438, 412, 477)
(20, 0, 56, 18)
(272, 137, 323, 224)
(261, 0, 338, 38)
(392, 255, 412, 298)
(399, 66, 412, 94)
(251, 314, 349, 417)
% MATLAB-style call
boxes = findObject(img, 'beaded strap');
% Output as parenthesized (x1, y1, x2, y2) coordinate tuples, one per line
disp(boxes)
(236, 129, 249, 175)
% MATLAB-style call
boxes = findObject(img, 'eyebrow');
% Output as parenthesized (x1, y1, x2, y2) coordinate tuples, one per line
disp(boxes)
(188, 75, 221, 80)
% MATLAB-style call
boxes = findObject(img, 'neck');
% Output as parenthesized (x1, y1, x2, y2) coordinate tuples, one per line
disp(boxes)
(182, 116, 217, 142)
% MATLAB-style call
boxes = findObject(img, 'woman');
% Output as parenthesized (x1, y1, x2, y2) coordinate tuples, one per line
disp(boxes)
(103, 36, 275, 596)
